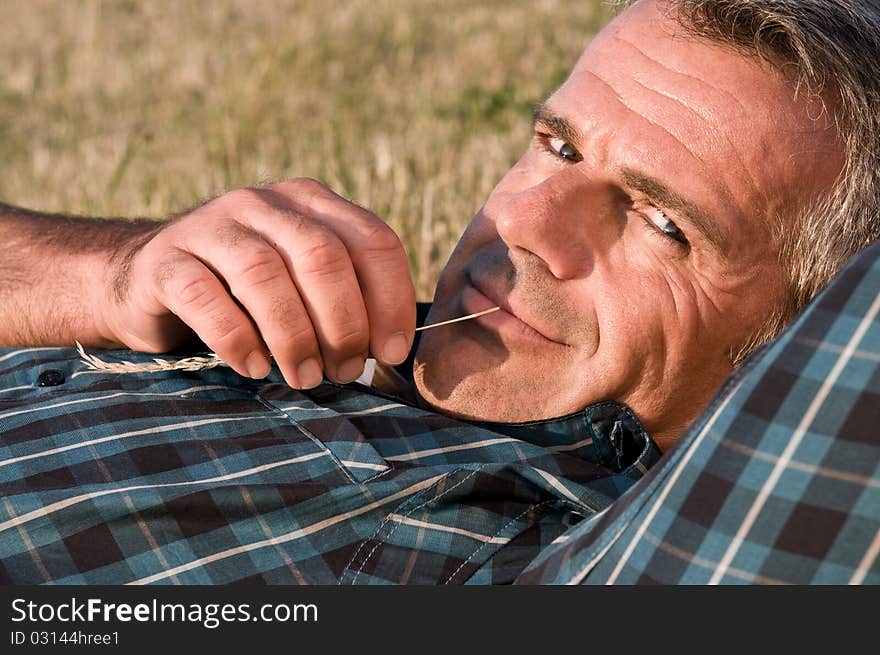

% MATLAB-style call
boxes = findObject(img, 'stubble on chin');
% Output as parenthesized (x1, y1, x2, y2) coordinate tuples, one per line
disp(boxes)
(413, 338, 581, 423)
(412, 322, 507, 409)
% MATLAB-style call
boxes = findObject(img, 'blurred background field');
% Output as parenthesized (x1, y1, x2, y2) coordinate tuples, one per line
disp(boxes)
(0, 0, 613, 299)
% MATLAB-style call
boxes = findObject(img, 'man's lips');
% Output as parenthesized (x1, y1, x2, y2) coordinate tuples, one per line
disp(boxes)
(462, 275, 567, 346)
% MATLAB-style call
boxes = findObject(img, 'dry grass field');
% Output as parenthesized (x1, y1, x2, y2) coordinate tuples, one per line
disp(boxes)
(0, 0, 614, 299)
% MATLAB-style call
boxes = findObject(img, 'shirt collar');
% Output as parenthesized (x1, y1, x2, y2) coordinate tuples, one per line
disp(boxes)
(362, 303, 663, 477)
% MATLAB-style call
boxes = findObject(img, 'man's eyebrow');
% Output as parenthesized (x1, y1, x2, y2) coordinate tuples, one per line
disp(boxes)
(532, 103, 582, 151)
(621, 168, 730, 257)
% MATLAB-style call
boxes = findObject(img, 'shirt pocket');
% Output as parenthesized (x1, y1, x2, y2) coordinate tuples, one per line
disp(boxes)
(256, 382, 392, 484)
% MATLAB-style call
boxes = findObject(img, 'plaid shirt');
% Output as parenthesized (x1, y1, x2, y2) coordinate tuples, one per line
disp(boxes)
(517, 241, 880, 585)
(3, 239, 879, 585)
(0, 337, 659, 585)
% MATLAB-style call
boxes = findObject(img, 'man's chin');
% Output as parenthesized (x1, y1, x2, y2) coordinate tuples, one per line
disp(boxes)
(412, 320, 508, 409)
(412, 371, 507, 422)
(412, 347, 507, 422)
(412, 351, 567, 423)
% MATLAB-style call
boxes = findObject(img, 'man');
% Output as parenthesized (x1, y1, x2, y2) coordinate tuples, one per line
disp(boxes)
(0, 0, 877, 584)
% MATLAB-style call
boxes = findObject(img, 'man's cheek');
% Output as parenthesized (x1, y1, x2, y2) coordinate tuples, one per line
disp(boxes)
(591, 276, 676, 362)
(616, 256, 701, 326)
(626, 274, 725, 380)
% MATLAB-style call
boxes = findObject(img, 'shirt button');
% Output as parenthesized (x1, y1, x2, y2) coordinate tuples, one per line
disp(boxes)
(37, 369, 65, 387)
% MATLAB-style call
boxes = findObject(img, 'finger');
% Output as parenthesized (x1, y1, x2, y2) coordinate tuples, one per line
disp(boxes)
(274, 219, 371, 383)
(178, 221, 327, 389)
(204, 201, 370, 384)
(148, 249, 272, 380)
(268, 179, 417, 365)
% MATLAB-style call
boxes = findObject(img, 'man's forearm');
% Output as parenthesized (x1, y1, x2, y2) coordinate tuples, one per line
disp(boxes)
(0, 203, 161, 347)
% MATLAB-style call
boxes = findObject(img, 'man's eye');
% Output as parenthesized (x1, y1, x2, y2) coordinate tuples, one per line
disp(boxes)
(644, 206, 689, 247)
(548, 137, 580, 161)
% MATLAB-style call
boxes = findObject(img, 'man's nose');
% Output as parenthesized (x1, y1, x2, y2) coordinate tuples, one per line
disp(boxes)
(493, 168, 618, 280)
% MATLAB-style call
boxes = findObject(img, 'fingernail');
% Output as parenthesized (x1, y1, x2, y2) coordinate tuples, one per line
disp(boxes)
(296, 358, 323, 389)
(246, 351, 271, 379)
(382, 332, 410, 364)
(337, 357, 365, 383)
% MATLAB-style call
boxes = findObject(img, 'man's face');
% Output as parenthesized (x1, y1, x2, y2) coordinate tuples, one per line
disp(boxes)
(413, 0, 842, 448)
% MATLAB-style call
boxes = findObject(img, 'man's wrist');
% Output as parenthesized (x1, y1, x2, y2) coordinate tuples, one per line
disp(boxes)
(90, 222, 163, 349)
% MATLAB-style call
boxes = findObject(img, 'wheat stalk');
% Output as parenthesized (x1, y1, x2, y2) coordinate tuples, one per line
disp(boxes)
(413, 305, 500, 331)
(75, 341, 226, 373)
(75, 306, 501, 374)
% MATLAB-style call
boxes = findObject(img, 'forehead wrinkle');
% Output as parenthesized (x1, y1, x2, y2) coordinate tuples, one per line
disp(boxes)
(623, 71, 760, 212)
(609, 31, 741, 111)
(580, 67, 708, 177)
(785, 146, 843, 164)
(607, 33, 767, 209)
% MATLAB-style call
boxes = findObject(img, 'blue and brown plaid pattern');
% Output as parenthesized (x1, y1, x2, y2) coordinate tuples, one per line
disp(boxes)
(0, 342, 656, 585)
(5, 240, 879, 585)
(517, 241, 880, 585)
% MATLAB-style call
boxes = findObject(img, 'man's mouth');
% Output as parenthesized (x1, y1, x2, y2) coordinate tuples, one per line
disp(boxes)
(462, 274, 568, 346)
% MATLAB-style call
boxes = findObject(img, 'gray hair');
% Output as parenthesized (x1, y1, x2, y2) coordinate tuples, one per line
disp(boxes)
(623, 0, 880, 363)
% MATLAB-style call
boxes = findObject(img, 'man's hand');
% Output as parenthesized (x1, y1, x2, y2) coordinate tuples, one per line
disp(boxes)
(100, 178, 416, 388)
